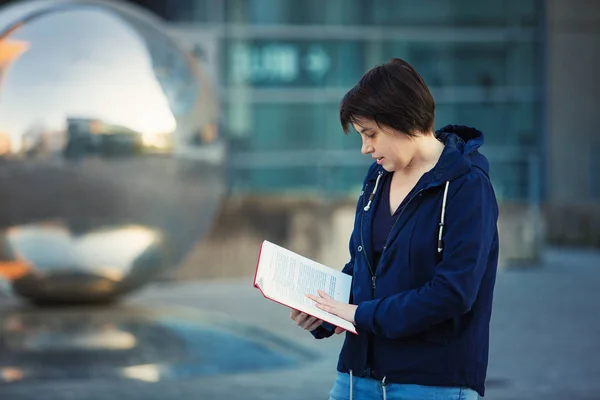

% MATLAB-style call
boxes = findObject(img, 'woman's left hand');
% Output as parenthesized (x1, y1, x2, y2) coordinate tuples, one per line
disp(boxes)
(306, 290, 358, 324)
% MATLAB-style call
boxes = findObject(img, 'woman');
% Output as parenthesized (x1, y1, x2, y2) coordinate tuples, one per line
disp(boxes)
(291, 58, 499, 400)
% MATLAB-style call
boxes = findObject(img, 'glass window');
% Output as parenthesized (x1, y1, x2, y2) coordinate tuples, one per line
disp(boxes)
(436, 101, 542, 201)
(238, 164, 368, 196)
(224, 102, 367, 196)
(489, 158, 533, 200)
(366, 0, 541, 27)
(221, 39, 367, 88)
(129, 0, 541, 26)
(381, 41, 542, 88)
(225, 103, 349, 151)
(223, 0, 541, 26)
(223, 99, 541, 198)
(435, 102, 542, 147)
(225, 0, 365, 25)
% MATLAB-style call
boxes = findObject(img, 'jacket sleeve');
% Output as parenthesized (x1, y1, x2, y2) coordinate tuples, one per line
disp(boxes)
(353, 172, 498, 339)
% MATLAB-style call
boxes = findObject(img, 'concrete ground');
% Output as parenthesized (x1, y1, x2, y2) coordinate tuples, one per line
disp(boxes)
(0, 247, 599, 399)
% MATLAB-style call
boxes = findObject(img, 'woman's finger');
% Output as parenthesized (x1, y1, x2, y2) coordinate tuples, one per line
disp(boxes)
(306, 294, 318, 303)
(294, 312, 307, 325)
(306, 319, 323, 331)
(315, 302, 334, 314)
(300, 316, 316, 329)
(290, 309, 300, 320)
(299, 312, 311, 322)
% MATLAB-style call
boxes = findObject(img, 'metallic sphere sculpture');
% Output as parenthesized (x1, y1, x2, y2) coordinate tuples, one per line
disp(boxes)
(0, 0, 226, 304)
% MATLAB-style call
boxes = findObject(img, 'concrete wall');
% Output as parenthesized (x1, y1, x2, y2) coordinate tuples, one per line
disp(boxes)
(543, 203, 600, 247)
(174, 197, 540, 280)
(175, 197, 355, 280)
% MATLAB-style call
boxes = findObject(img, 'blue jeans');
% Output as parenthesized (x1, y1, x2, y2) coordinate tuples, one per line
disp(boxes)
(329, 372, 479, 400)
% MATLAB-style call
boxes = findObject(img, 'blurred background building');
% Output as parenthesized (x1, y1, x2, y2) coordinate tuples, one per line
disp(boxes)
(1, 0, 598, 270)
(132, 0, 546, 200)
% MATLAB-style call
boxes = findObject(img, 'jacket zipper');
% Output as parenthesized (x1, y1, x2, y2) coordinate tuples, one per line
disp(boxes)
(360, 181, 427, 292)
(360, 208, 376, 290)
(360, 173, 381, 291)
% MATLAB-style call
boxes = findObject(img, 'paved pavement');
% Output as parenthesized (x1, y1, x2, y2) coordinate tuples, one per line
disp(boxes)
(0, 247, 599, 399)
(485, 248, 600, 400)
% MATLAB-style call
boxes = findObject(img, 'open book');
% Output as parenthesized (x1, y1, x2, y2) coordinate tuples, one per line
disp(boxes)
(254, 240, 357, 334)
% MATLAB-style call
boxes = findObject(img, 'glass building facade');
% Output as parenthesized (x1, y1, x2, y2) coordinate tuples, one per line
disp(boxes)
(130, 0, 545, 201)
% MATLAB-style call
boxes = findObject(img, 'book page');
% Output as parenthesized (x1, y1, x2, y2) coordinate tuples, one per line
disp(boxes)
(255, 240, 355, 333)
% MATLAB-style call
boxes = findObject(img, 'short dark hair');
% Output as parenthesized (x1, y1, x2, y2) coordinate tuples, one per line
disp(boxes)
(340, 58, 435, 136)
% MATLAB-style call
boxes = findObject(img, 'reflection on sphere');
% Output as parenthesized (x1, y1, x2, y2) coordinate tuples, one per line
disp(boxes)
(0, 0, 226, 304)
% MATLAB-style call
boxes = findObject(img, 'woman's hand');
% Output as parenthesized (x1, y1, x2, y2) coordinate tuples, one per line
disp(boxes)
(306, 290, 358, 326)
(290, 309, 323, 331)
(289, 308, 346, 334)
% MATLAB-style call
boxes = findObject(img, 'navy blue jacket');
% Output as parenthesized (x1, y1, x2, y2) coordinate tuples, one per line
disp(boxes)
(313, 125, 499, 397)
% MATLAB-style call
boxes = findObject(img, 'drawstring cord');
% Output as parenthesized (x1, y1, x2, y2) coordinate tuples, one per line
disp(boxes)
(349, 370, 353, 400)
(363, 171, 383, 211)
(437, 181, 450, 253)
(364, 173, 450, 255)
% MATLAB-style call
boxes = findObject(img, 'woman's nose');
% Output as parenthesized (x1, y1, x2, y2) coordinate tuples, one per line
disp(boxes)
(361, 143, 372, 155)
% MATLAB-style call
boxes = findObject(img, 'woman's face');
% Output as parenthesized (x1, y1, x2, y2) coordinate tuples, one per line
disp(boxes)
(353, 118, 418, 172)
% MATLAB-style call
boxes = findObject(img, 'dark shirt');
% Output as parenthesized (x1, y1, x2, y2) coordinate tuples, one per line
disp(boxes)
(368, 172, 400, 370)
(371, 172, 399, 271)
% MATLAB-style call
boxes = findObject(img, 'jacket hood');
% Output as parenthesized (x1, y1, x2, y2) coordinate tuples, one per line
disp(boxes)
(434, 124, 489, 181)
(366, 124, 490, 185)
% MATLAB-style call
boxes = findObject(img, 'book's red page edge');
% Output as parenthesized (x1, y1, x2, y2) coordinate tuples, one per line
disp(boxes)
(253, 240, 264, 289)
(253, 241, 357, 335)
(259, 291, 357, 335)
